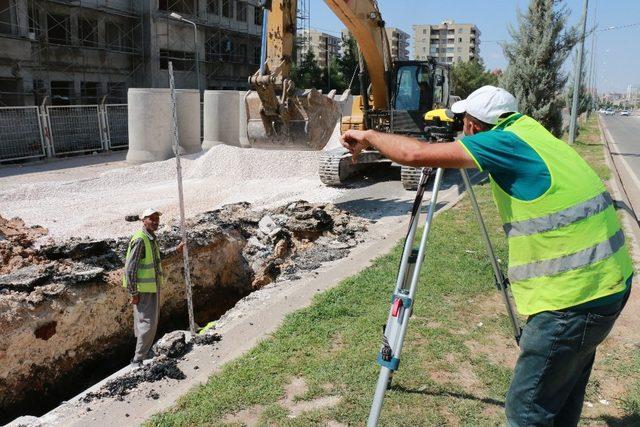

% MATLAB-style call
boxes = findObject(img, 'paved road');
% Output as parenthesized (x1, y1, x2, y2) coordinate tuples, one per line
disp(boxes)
(601, 114, 640, 216)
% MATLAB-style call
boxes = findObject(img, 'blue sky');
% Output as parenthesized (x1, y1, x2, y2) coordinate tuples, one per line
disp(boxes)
(309, 0, 639, 93)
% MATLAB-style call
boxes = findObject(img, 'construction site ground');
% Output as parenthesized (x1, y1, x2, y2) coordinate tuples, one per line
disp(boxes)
(3, 115, 640, 426)
(144, 116, 638, 426)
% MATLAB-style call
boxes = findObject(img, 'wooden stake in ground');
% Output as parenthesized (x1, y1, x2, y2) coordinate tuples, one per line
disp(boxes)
(168, 61, 197, 335)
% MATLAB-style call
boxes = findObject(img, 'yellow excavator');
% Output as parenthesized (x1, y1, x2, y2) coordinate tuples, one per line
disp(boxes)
(247, 0, 451, 190)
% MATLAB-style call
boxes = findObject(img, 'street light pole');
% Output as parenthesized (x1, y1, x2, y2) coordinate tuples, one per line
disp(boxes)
(169, 12, 202, 100)
(568, 0, 589, 144)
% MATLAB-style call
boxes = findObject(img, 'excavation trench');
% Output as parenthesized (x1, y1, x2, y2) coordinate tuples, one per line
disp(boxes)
(0, 201, 368, 424)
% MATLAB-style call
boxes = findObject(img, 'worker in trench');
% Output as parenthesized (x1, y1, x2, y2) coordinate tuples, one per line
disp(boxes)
(122, 208, 183, 368)
(341, 85, 634, 426)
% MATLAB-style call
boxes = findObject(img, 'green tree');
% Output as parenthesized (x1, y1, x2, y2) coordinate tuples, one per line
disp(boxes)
(321, 57, 347, 94)
(450, 59, 498, 99)
(499, 0, 579, 136)
(337, 34, 360, 95)
(291, 48, 324, 89)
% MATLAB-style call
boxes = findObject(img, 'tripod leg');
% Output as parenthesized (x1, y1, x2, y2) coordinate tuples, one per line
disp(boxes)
(459, 169, 522, 344)
(367, 168, 445, 426)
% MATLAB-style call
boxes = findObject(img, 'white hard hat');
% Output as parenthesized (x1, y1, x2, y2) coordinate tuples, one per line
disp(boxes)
(451, 85, 518, 125)
(141, 208, 162, 219)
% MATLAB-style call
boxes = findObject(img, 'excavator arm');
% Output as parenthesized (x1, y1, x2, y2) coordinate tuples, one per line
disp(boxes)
(247, 0, 392, 148)
(323, 0, 391, 110)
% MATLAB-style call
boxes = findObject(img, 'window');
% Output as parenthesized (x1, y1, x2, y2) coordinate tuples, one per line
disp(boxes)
(50, 81, 74, 105)
(458, 37, 462, 42)
(422, 29, 426, 34)
(447, 29, 454, 34)
(80, 81, 100, 104)
(429, 47, 438, 54)
(159, 0, 195, 15)
(105, 21, 121, 50)
(47, 13, 71, 45)
(107, 82, 127, 103)
(28, 3, 41, 37)
(79, 18, 99, 47)
(221, 0, 232, 18)
(254, 6, 263, 25)
(253, 45, 261, 64)
(207, 0, 219, 14)
(237, 1, 247, 22)
(0, 0, 15, 35)
(159, 49, 195, 71)
(446, 47, 454, 53)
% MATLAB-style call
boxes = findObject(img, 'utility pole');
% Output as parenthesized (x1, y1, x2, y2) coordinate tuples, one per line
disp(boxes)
(325, 36, 331, 91)
(568, 0, 589, 144)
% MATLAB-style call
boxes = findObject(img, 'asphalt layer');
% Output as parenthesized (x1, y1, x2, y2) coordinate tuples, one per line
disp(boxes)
(601, 114, 640, 220)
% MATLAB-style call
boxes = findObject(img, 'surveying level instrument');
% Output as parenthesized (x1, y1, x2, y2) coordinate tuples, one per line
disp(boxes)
(367, 110, 522, 426)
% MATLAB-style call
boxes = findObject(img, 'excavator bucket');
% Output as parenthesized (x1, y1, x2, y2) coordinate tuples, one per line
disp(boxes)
(245, 87, 344, 150)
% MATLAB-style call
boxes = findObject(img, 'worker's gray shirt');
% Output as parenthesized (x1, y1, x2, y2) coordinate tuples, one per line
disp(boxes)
(124, 228, 163, 296)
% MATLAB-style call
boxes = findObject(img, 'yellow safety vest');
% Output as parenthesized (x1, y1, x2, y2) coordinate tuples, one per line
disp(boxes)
(122, 230, 163, 293)
(490, 114, 633, 315)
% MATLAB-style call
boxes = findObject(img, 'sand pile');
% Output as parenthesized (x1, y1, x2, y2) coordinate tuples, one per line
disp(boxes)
(0, 145, 346, 240)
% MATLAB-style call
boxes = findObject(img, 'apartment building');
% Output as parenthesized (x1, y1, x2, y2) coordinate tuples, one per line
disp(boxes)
(412, 20, 480, 64)
(0, 0, 262, 106)
(385, 27, 409, 61)
(298, 28, 340, 69)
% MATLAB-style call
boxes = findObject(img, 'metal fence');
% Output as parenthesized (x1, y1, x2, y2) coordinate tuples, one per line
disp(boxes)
(0, 103, 129, 163)
(47, 105, 104, 155)
(0, 106, 46, 162)
(105, 104, 128, 149)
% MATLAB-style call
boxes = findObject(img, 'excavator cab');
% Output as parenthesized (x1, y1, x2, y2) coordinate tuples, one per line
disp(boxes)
(390, 59, 449, 136)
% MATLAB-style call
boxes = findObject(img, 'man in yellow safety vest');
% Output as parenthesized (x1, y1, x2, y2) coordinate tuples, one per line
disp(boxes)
(123, 208, 183, 367)
(341, 86, 634, 426)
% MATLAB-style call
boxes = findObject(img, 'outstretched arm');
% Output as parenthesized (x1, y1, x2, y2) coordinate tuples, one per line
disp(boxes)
(341, 129, 477, 169)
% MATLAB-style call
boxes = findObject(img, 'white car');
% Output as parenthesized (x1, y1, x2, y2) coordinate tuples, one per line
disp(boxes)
(620, 110, 630, 116)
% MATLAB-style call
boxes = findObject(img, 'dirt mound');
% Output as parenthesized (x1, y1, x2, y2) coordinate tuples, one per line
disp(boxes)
(0, 215, 48, 275)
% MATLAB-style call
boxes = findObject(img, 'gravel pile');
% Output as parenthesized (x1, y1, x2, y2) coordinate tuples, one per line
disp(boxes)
(0, 145, 346, 240)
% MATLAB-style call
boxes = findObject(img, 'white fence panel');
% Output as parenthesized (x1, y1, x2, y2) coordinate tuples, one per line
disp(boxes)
(0, 106, 46, 162)
(105, 104, 128, 149)
(47, 105, 103, 155)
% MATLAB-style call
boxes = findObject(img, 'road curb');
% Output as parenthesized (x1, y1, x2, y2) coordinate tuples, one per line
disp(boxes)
(598, 117, 640, 266)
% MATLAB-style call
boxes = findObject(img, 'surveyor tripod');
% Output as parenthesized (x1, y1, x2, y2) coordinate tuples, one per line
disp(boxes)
(367, 166, 523, 426)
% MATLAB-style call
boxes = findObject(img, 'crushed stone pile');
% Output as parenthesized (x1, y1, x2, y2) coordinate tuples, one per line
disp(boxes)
(0, 145, 347, 240)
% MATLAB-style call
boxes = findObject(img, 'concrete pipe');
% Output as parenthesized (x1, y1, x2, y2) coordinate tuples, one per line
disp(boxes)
(127, 88, 201, 164)
(202, 90, 251, 150)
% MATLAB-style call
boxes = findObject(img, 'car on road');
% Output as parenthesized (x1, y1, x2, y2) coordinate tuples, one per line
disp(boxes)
(604, 109, 615, 116)
(619, 110, 630, 116)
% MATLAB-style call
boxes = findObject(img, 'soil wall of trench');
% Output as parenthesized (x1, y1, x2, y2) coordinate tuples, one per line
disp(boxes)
(0, 202, 367, 423)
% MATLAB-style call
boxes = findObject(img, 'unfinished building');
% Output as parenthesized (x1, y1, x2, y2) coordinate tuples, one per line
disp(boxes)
(0, 0, 263, 106)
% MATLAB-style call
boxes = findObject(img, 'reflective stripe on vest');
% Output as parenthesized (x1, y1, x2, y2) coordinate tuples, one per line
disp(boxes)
(503, 192, 613, 238)
(509, 229, 625, 281)
(122, 230, 162, 293)
(488, 114, 633, 315)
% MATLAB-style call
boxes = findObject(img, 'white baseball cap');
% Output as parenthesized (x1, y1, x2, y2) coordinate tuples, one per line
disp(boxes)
(451, 85, 518, 125)
(141, 208, 162, 219)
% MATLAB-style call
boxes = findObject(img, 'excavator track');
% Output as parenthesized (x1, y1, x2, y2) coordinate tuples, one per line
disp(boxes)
(319, 148, 351, 186)
(401, 166, 432, 191)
